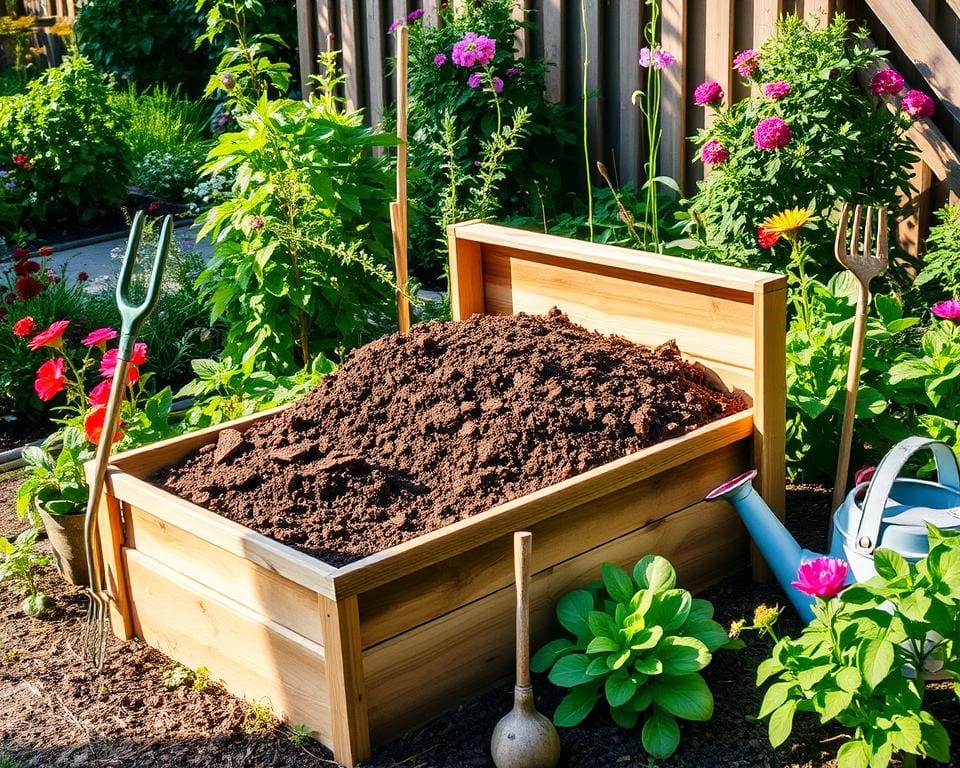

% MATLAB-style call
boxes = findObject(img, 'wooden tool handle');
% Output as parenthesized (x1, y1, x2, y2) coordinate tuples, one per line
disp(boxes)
(515, 531, 532, 688)
(392, 24, 411, 334)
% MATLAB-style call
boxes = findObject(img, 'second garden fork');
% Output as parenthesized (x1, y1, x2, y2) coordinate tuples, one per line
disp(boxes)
(831, 203, 889, 513)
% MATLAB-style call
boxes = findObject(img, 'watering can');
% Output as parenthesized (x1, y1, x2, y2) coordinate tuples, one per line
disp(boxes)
(706, 437, 960, 623)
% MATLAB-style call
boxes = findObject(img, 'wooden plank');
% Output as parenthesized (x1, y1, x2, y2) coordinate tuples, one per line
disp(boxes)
(451, 222, 784, 293)
(331, 409, 754, 598)
(358, 439, 748, 647)
(320, 595, 370, 767)
(583, 0, 602, 175)
(95, 489, 134, 640)
(125, 504, 325, 646)
(447, 222, 487, 319)
(751, 285, 786, 581)
(125, 549, 333, 743)
(541, 0, 564, 102)
(364, 0, 386, 125)
(317, 0, 336, 46)
(106, 470, 338, 598)
(421, 0, 440, 27)
(339, 0, 361, 110)
(659, 0, 687, 189)
(753, 0, 782, 46)
(804, 0, 835, 24)
(392, 0, 407, 21)
(898, 160, 933, 258)
(864, 0, 960, 127)
(618, 1, 642, 183)
(363, 498, 748, 741)
(703, 0, 734, 130)
(296, 0, 316, 98)
(512, 0, 528, 58)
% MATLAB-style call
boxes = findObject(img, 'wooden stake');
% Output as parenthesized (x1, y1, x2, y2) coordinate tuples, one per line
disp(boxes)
(514, 531, 532, 688)
(392, 24, 412, 333)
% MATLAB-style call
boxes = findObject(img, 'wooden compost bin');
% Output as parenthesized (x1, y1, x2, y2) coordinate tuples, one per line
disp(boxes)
(91, 222, 786, 767)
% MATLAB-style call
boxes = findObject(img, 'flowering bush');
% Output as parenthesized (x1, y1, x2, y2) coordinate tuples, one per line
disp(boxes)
(132, 144, 208, 200)
(687, 15, 916, 272)
(400, 0, 576, 279)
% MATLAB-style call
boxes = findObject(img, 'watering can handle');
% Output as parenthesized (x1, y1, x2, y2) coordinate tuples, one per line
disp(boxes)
(855, 436, 960, 554)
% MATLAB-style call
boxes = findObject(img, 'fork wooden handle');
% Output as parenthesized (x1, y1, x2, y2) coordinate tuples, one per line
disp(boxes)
(832, 298, 869, 511)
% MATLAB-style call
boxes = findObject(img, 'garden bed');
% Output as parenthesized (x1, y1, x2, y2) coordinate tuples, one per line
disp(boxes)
(90, 223, 787, 767)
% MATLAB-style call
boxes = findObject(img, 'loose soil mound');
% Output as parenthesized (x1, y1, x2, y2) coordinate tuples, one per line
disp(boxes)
(158, 310, 745, 566)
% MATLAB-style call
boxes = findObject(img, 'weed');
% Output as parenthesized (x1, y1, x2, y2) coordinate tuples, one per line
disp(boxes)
(241, 698, 276, 735)
(162, 664, 193, 690)
(191, 666, 209, 693)
(286, 723, 310, 747)
(97, 683, 108, 700)
(0, 755, 22, 768)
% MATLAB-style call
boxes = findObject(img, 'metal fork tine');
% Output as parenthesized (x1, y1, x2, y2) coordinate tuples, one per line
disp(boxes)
(850, 204, 863, 256)
(862, 206, 874, 259)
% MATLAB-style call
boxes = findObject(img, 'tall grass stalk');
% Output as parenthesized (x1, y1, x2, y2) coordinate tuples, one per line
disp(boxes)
(110, 83, 209, 160)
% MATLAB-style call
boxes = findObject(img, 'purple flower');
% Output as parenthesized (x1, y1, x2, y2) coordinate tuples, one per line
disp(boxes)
(870, 68, 905, 96)
(639, 46, 652, 68)
(0, 170, 7, 178)
(406, 8, 424, 22)
(700, 138, 729, 165)
(387, 17, 404, 34)
(474, 160, 482, 167)
(250, 216, 264, 231)
(694, 80, 724, 107)
(467, 72, 482, 89)
(902, 89, 935, 119)
(732, 49, 760, 77)
(753, 116, 792, 151)
(4, 181, 15, 190)
(505, 67, 520, 78)
(762, 80, 791, 100)
(931, 299, 960, 320)
(492, 76, 504, 94)
(652, 49, 675, 69)
(452, 32, 496, 68)
(434, 53, 448, 67)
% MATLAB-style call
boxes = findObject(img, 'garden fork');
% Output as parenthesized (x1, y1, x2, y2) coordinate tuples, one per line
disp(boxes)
(831, 203, 889, 514)
(82, 211, 171, 672)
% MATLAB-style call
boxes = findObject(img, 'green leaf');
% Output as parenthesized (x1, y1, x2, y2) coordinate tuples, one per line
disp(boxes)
(602, 563, 636, 604)
(917, 711, 951, 762)
(557, 590, 594, 637)
(687, 598, 714, 623)
(658, 636, 711, 675)
(648, 673, 713, 721)
(858, 639, 895, 690)
(531, 638, 575, 673)
(586, 636, 620, 655)
(767, 700, 797, 749)
(548, 653, 594, 688)
(633, 555, 677, 592)
(820, 690, 853, 722)
(553, 685, 600, 727)
(836, 666, 861, 692)
(642, 708, 681, 759)
(836, 739, 871, 768)
(873, 548, 909, 580)
(759, 681, 792, 719)
(634, 656, 663, 676)
(605, 673, 639, 708)
(684, 618, 731, 652)
(588, 610, 619, 641)
(609, 705, 639, 729)
(756, 656, 783, 686)
(629, 626, 662, 651)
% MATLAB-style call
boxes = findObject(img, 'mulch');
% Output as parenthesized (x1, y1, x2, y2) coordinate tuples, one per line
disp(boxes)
(0, 482, 957, 767)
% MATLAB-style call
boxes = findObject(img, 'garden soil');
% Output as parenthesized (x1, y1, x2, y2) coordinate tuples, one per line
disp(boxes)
(2, 472, 958, 767)
(158, 310, 746, 566)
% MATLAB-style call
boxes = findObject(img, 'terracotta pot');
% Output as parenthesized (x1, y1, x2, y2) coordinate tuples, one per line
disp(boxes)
(37, 504, 89, 588)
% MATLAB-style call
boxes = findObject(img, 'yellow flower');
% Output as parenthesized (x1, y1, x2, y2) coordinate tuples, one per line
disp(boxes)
(753, 603, 782, 630)
(48, 19, 73, 37)
(760, 207, 813, 239)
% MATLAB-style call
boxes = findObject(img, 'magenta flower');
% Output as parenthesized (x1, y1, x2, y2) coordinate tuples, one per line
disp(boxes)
(791, 557, 848, 599)
(733, 49, 760, 77)
(492, 76, 504, 94)
(434, 53, 447, 67)
(81, 327, 118, 347)
(467, 72, 482, 89)
(639, 47, 652, 68)
(762, 80, 791, 100)
(387, 17, 404, 34)
(406, 8, 424, 22)
(870, 68, 905, 96)
(931, 298, 960, 320)
(700, 138, 729, 165)
(652, 49, 675, 69)
(452, 32, 496, 68)
(854, 466, 876, 486)
(902, 89, 935, 119)
(505, 67, 520, 77)
(753, 116, 792, 151)
(694, 80, 724, 107)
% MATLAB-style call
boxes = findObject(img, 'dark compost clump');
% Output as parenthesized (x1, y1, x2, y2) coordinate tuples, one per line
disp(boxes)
(157, 310, 746, 566)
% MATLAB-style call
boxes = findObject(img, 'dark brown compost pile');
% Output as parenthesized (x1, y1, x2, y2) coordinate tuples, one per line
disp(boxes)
(157, 309, 745, 566)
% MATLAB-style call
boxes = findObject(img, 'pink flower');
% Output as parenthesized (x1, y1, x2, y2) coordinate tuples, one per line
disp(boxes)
(791, 557, 848, 599)
(700, 138, 729, 165)
(762, 80, 791, 100)
(870, 68, 905, 96)
(753, 116, 792, 150)
(434, 53, 447, 67)
(452, 32, 496, 68)
(100, 343, 148, 380)
(88, 379, 112, 406)
(492, 76, 504, 94)
(505, 67, 520, 77)
(387, 17, 404, 34)
(12, 316, 35, 338)
(467, 72, 482, 89)
(901, 89, 934, 119)
(406, 8, 423, 22)
(757, 226, 780, 249)
(639, 47, 652, 68)
(34, 357, 65, 401)
(732, 49, 760, 77)
(28, 319, 69, 351)
(652, 49, 675, 69)
(931, 298, 960, 320)
(694, 80, 724, 106)
(81, 327, 118, 347)
(854, 466, 876, 485)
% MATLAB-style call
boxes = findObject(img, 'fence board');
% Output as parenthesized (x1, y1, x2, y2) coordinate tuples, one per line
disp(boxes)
(541, 0, 564, 102)
(339, 0, 361, 110)
(704, 0, 735, 129)
(617, 2, 642, 183)
(660, 0, 688, 190)
(365, 1, 386, 125)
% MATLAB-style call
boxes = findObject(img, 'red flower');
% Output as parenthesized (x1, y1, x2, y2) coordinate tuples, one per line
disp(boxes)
(81, 327, 117, 347)
(147, 202, 160, 213)
(34, 357, 66, 401)
(46, 269, 60, 284)
(757, 226, 780, 249)
(10, 247, 30, 261)
(28, 319, 69, 351)
(4, 292, 15, 305)
(88, 379, 112, 406)
(15, 275, 44, 300)
(12, 316, 36, 337)
(13, 260, 41, 276)
(37, 246, 53, 258)
(77, 271, 89, 282)
(12, 154, 29, 167)
(100, 342, 148, 378)
(84, 406, 124, 444)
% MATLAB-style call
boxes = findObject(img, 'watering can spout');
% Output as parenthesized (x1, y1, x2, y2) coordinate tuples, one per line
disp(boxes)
(706, 470, 822, 623)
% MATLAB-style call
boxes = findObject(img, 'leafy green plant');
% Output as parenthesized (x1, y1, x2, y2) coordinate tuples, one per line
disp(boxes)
(687, 15, 915, 274)
(0, 527, 49, 617)
(241, 698, 276, 734)
(532, 555, 738, 759)
(162, 663, 210, 691)
(16, 427, 88, 521)
(132, 145, 208, 201)
(110, 82, 209, 161)
(0, 55, 130, 228)
(286, 723, 310, 747)
(756, 530, 960, 767)
(915, 204, 960, 301)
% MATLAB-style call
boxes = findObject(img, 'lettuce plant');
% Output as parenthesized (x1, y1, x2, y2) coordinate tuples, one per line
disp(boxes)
(756, 529, 960, 768)
(0, 527, 49, 617)
(532, 555, 737, 759)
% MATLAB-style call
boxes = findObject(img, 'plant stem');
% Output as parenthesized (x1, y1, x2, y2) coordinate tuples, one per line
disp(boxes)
(581, 0, 593, 242)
